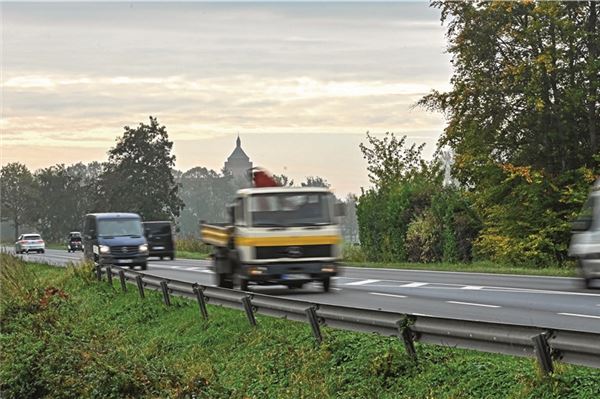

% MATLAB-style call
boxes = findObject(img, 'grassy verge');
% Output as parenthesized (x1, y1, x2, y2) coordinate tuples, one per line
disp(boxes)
(175, 250, 211, 260)
(1, 254, 598, 398)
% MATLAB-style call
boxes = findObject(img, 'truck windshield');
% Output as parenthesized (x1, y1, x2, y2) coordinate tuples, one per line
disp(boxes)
(98, 219, 143, 237)
(249, 192, 332, 227)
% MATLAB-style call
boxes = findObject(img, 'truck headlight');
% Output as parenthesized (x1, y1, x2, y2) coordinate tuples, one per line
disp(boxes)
(99, 245, 110, 254)
(139, 244, 148, 253)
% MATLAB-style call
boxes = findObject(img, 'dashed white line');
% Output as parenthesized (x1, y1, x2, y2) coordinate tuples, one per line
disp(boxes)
(345, 279, 381, 286)
(557, 313, 600, 319)
(461, 286, 484, 290)
(446, 301, 501, 308)
(331, 288, 342, 291)
(369, 292, 407, 299)
(399, 282, 428, 288)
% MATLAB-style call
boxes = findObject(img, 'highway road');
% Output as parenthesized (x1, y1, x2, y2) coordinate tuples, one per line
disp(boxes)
(13, 248, 600, 334)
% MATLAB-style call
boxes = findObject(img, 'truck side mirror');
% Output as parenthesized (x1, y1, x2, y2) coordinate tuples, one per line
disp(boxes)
(334, 202, 346, 217)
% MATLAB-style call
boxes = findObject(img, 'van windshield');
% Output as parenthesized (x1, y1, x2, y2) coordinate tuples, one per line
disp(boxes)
(249, 192, 332, 227)
(98, 219, 143, 237)
(145, 223, 171, 236)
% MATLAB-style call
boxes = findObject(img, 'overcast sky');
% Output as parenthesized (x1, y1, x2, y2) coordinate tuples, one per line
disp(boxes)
(1, 1, 451, 196)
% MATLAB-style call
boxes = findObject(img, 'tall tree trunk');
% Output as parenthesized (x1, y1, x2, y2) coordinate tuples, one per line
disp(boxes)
(14, 217, 19, 242)
(588, 1, 598, 155)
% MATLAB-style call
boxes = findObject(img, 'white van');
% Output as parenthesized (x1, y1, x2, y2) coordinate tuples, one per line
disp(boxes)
(569, 179, 600, 288)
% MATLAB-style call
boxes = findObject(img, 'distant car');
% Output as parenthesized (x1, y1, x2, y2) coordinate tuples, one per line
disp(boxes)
(143, 221, 175, 260)
(15, 234, 45, 254)
(66, 231, 83, 252)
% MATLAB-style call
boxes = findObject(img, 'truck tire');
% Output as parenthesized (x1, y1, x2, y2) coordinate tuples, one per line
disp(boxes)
(217, 273, 234, 289)
(140, 262, 147, 271)
(322, 277, 331, 292)
(240, 278, 249, 291)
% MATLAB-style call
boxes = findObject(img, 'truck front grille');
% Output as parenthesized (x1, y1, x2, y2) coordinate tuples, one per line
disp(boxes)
(255, 244, 332, 260)
(110, 245, 139, 256)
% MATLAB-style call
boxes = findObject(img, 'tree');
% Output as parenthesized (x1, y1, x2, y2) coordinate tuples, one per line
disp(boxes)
(417, 1, 599, 265)
(98, 116, 184, 220)
(35, 165, 86, 241)
(0, 163, 37, 240)
(359, 132, 428, 189)
(272, 173, 294, 187)
(177, 167, 236, 235)
(419, 1, 599, 180)
(300, 176, 330, 188)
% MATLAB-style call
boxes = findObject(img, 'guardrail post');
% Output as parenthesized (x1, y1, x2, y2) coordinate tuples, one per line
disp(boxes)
(193, 285, 209, 320)
(118, 270, 127, 292)
(242, 296, 257, 326)
(397, 318, 418, 362)
(106, 266, 113, 286)
(95, 264, 102, 281)
(135, 275, 145, 299)
(532, 332, 554, 375)
(305, 306, 322, 344)
(160, 281, 171, 306)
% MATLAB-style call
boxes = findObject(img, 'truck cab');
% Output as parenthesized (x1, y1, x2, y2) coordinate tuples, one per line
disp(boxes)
(569, 179, 600, 288)
(202, 186, 342, 291)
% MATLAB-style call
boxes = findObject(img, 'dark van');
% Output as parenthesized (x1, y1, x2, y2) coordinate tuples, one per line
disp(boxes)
(143, 221, 175, 260)
(83, 213, 149, 270)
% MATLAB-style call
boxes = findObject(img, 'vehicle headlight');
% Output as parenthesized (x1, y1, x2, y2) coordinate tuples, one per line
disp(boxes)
(139, 244, 148, 253)
(99, 245, 110, 254)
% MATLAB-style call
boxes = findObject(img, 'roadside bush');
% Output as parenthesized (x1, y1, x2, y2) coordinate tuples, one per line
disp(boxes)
(175, 234, 211, 253)
(405, 211, 440, 263)
(342, 243, 367, 262)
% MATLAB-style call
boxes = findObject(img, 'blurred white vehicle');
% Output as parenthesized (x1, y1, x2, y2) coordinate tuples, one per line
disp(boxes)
(569, 179, 600, 288)
(15, 234, 46, 254)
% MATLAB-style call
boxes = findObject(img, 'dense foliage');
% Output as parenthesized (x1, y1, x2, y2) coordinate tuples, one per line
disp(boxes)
(357, 1, 599, 267)
(2, 256, 598, 398)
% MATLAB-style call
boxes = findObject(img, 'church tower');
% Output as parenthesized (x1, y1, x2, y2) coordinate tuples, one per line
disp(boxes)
(224, 134, 253, 184)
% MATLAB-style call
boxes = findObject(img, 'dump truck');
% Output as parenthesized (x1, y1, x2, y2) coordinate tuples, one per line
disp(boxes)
(201, 169, 343, 291)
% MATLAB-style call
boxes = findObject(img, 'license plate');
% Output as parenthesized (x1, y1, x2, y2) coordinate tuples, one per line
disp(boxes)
(117, 259, 133, 264)
(153, 246, 165, 250)
(282, 274, 310, 280)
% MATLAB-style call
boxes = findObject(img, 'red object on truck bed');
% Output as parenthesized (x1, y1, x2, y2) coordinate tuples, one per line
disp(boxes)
(252, 168, 279, 187)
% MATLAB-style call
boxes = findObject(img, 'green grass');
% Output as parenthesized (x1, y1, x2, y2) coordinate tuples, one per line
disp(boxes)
(342, 260, 578, 277)
(175, 250, 211, 260)
(1, 254, 598, 398)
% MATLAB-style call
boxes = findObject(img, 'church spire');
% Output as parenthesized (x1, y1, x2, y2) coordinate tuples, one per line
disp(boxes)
(236, 133, 241, 148)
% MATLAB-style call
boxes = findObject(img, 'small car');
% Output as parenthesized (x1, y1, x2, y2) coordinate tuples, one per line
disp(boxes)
(66, 231, 84, 252)
(15, 234, 45, 254)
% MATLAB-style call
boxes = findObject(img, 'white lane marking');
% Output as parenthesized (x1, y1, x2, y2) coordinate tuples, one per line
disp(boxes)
(558, 313, 600, 320)
(446, 301, 500, 308)
(345, 279, 381, 286)
(331, 288, 342, 291)
(185, 267, 200, 271)
(342, 265, 580, 280)
(461, 286, 484, 290)
(399, 282, 428, 288)
(369, 292, 407, 299)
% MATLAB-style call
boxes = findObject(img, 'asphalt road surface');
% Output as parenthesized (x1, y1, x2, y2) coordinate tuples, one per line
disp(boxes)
(12, 248, 600, 334)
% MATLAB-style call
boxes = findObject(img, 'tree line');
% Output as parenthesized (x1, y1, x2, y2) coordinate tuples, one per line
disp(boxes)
(1, 117, 358, 243)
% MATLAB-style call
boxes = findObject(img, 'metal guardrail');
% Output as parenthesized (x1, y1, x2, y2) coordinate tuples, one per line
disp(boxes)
(98, 265, 600, 373)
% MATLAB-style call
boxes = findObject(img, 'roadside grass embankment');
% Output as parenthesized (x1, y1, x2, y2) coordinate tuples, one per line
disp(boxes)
(341, 244, 578, 277)
(1, 253, 598, 398)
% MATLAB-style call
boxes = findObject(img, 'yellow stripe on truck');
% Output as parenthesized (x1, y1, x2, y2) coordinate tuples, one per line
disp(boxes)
(236, 235, 341, 247)
(201, 227, 230, 247)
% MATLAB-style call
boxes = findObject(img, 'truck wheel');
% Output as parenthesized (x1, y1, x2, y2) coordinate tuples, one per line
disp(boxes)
(240, 278, 249, 291)
(217, 273, 234, 289)
(322, 277, 331, 292)
(140, 262, 147, 271)
(169, 253, 175, 260)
